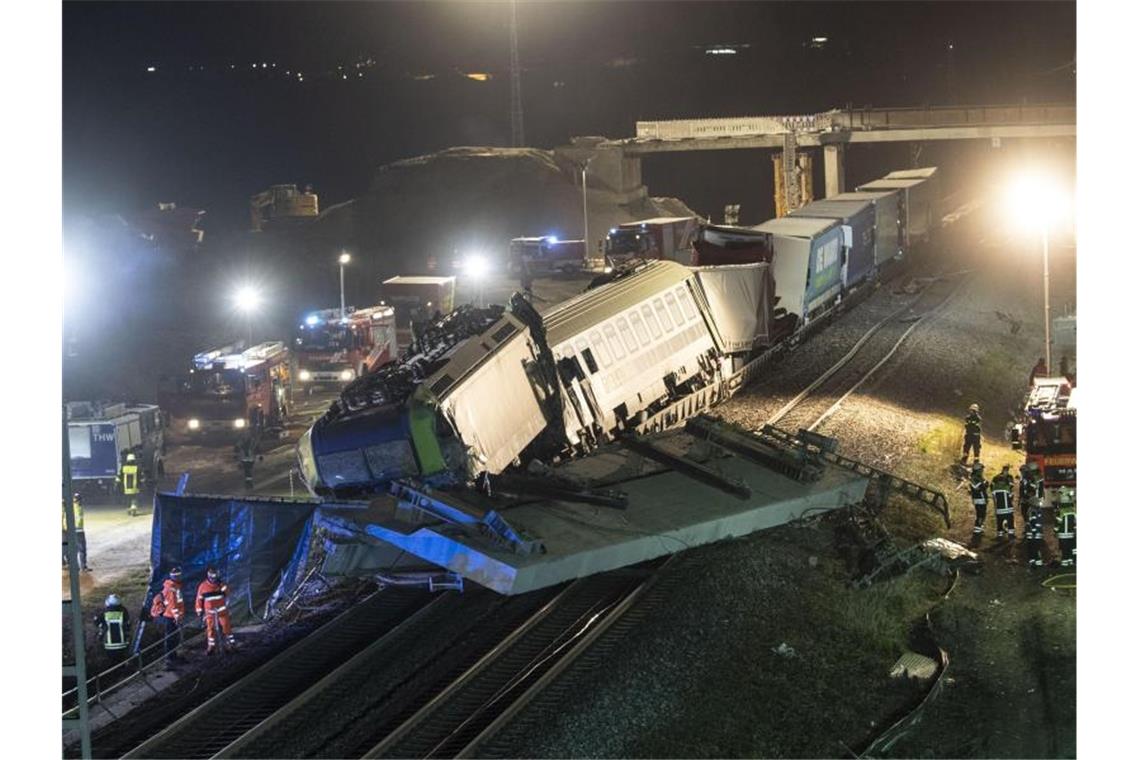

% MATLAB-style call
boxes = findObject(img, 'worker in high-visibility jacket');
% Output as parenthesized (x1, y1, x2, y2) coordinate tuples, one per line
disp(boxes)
(1018, 462, 1044, 537)
(117, 452, 141, 517)
(1026, 505, 1046, 568)
(968, 462, 989, 536)
(151, 566, 186, 665)
(991, 464, 1016, 539)
(62, 493, 90, 571)
(93, 594, 130, 663)
(195, 567, 236, 655)
(1054, 488, 1076, 568)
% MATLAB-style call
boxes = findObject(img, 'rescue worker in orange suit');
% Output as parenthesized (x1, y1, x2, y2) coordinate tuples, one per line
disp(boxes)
(94, 594, 130, 665)
(196, 567, 236, 655)
(961, 404, 982, 465)
(991, 463, 1016, 539)
(117, 452, 142, 517)
(151, 566, 186, 666)
(968, 462, 989, 536)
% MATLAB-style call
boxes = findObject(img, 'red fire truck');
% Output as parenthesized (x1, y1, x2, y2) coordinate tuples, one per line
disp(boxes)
(293, 305, 398, 392)
(159, 342, 292, 441)
(1010, 376, 1076, 496)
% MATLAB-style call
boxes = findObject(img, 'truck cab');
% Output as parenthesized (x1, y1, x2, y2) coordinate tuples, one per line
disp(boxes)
(294, 306, 398, 393)
(159, 342, 292, 442)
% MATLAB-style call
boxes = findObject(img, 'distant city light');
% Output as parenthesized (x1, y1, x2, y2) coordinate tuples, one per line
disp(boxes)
(465, 72, 491, 82)
(251, 63, 257, 69)
(146, 66, 156, 72)
(812, 36, 829, 43)
(705, 47, 738, 55)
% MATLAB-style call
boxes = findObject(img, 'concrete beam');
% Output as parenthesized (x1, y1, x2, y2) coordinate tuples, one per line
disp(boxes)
(823, 144, 846, 198)
(611, 123, 1075, 155)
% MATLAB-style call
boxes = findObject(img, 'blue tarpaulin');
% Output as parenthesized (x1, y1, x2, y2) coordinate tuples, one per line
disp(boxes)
(147, 492, 319, 621)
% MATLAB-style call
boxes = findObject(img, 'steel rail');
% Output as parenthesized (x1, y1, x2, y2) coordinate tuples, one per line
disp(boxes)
(211, 592, 455, 758)
(121, 587, 435, 759)
(806, 274, 973, 432)
(765, 277, 946, 429)
(362, 561, 669, 759)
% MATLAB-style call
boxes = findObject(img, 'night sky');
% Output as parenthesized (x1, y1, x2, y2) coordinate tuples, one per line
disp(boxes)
(64, 1, 1075, 233)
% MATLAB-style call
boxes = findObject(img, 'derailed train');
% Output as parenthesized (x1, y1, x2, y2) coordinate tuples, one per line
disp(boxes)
(298, 167, 942, 498)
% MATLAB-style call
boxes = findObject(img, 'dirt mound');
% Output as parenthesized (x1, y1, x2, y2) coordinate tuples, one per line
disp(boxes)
(311, 146, 697, 280)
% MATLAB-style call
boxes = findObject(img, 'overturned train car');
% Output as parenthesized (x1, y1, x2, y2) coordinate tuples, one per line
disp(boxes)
(298, 260, 775, 498)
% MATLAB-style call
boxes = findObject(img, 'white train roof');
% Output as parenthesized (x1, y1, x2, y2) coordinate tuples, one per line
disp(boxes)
(542, 260, 693, 347)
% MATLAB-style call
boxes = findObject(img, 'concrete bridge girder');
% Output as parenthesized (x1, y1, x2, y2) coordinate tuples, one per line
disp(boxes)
(561, 121, 1076, 214)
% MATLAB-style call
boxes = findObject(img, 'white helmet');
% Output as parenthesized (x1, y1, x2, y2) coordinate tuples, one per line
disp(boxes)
(969, 403, 980, 412)
(105, 594, 121, 607)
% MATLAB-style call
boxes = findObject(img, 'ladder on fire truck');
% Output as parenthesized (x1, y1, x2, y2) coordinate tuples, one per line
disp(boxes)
(1026, 376, 1072, 413)
(759, 425, 951, 528)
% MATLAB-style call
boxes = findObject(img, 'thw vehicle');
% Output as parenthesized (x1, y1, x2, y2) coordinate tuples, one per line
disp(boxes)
(508, 237, 587, 276)
(159, 342, 292, 441)
(68, 401, 165, 492)
(1010, 376, 1076, 497)
(294, 305, 398, 392)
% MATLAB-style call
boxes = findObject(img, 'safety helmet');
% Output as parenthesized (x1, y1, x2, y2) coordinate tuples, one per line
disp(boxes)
(969, 404, 980, 412)
(126, 453, 136, 463)
(168, 566, 182, 580)
(1027, 461, 1040, 472)
(73, 492, 82, 502)
(105, 594, 120, 607)
(207, 567, 220, 582)
(971, 462, 984, 472)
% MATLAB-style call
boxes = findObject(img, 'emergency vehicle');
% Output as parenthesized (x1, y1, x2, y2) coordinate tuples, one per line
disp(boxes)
(507, 237, 587, 276)
(68, 401, 165, 492)
(159, 342, 292, 440)
(293, 305, 398, 392)
(1010, 376, 1076, 495)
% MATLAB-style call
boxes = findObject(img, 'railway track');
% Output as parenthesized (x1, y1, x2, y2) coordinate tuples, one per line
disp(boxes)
(120, 587, 438, 759)
(206, 559, 668, 759)
(766, 271, 971, 435)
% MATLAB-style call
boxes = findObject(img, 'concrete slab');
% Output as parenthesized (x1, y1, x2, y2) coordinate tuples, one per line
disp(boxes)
(327, 432, 868, 594)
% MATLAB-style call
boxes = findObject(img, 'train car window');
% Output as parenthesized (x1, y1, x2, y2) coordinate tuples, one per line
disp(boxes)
(616, 317, 638, 353)
(589, 331, 613, 368)
(603, 324, 625, 359)
(581, 348, 599, 374)
(629, 311, 650, 345)
(654, 299, 673, 331)
(641, 305, 662, 339)
(676, 287, 697, 321)
(664, 293, 684, 325)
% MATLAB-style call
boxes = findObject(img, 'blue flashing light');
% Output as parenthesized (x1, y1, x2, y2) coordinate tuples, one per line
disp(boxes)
(546, 235, 558, 243)
(305, 314, 320, 326)
(609, 228, 617, 234)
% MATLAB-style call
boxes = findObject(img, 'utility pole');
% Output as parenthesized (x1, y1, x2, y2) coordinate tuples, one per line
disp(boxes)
(509, 0, 525, 147)
(580, 158, 593, 258)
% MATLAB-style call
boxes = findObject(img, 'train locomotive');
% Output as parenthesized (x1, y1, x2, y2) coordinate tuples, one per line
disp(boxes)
(298, 167, 943, 498)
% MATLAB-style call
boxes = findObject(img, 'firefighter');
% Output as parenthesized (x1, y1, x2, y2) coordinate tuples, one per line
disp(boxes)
(1020, 462, 1045, 536)
(236, 436, 257, 490)
(1055, 488, 1076, 568)
(961, 404, 982, 465)
(117, 452, 142, 517)
(991, 463, 1016, 538)
(1026, 503, 1046, 567)
(62, 493, 90, 571)
(196, 566, 236, 655)
(94, 594, 130, 664)
(1029, 357, 1048, 386)
(968, 462, 989, 536)
(151, 566, 186, 665)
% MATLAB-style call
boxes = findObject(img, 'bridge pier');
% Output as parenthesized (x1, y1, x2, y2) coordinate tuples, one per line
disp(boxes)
(823, 143, 846, 198)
